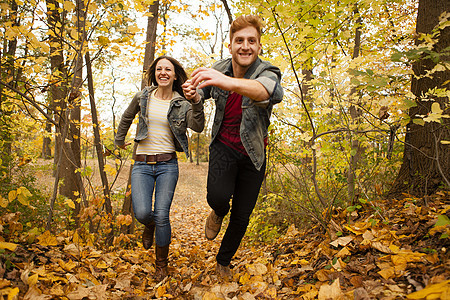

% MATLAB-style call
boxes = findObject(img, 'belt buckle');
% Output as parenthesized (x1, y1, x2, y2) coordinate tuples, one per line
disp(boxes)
(147, 160, 156, 164)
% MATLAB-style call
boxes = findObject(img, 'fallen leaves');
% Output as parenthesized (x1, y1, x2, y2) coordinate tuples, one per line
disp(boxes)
(406, 279, 450, 299)
(0, 163, 448, 299)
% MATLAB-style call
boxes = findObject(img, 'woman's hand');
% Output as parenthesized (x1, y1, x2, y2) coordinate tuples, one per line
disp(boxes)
(182, 79, 201, 104)
(118, 142, 131, 149)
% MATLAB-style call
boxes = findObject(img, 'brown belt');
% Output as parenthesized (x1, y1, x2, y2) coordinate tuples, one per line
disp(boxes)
(134, 153, 177, 164)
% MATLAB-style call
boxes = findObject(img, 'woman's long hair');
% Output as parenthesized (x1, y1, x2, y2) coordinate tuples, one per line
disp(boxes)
(146, 55, 188, 96)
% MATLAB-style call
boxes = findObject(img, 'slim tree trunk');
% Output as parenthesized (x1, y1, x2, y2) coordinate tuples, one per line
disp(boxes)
(347, 6, 363, 202)
(122, 0, 159, 234)
(86, 51, 114, 243)
(196, 133, 200, 165)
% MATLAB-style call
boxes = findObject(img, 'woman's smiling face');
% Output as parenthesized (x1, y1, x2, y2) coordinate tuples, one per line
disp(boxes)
(155, 58, 176, 89)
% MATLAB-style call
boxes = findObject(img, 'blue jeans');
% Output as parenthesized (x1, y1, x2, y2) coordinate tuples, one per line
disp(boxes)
(131, 159, 179, 247)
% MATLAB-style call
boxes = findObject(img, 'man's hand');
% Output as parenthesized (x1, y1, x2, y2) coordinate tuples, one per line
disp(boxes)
(190, 67, 231, 91)
(182, 79, 201, 104)
(188, 67, 270, 102)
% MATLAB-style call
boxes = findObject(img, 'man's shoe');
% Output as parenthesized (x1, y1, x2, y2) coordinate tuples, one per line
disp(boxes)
(205, 210, 223, 240)
(142, 221, 155, 250)
(215, 263, 231, 281)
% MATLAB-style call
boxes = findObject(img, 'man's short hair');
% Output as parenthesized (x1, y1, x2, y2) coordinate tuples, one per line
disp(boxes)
(230, 15, 263, 42)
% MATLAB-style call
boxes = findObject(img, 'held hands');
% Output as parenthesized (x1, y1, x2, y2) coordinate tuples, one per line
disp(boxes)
(182, 67, 234, 103)
(182, 79, 201, 104)
(190, 67, 231, 91)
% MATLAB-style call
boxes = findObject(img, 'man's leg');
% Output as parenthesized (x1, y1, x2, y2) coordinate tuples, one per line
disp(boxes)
(215, 155, 266, 267)
(206, 140, 238, 220)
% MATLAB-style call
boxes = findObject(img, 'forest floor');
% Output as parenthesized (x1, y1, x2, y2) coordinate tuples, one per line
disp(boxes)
(1, 159, 449, 299)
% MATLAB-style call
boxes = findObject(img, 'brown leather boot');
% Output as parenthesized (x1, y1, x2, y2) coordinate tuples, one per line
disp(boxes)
(215, 262, 232, 281)
(142, 221, 155, 250)
(155, 245, 169, 282)
(205, 210, 223, 240)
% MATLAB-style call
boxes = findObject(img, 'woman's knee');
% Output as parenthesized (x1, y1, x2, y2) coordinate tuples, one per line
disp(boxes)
(154, 210, 170, 225)
(134, 210, 153, 224)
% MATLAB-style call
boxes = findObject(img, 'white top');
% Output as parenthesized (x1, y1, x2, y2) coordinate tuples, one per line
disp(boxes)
(136, 90, 175, 155)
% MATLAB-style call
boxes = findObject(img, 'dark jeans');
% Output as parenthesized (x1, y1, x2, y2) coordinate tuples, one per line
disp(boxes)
(207, 140, 266, 266)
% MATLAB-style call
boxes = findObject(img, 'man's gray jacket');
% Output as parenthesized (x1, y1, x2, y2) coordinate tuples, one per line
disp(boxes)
(199, 57, 283, 170)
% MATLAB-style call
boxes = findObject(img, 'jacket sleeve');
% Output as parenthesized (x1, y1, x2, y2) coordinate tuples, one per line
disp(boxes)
(114, 92, 141, 147)
(186, 100, 205, 133)
(253, 65, 284, 108)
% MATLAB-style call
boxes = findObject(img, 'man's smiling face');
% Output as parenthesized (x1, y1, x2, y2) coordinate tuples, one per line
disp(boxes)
(228, 26, 261, 75)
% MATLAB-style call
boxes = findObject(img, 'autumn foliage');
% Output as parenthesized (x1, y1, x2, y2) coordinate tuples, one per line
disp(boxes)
(0, 171, 449, 298)
(1, 0, 449, 299)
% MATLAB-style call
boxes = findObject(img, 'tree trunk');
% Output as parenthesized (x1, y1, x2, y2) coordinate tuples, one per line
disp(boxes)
(122, 0, 159, 234)
(196, 133, 200, 165)
(0, 0, 19, 176)
(389, 0, 450, 197)
(45, 0, 67, 160)
(86, 51, 114, 243)
(42, 117, 52, 159)
(141, 1, 160, 89)
(347, 7, 363, 203)
(58, 0, 85, 217)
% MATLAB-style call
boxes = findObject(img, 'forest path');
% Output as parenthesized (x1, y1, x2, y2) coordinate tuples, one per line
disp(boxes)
(17, 159, 448, 299)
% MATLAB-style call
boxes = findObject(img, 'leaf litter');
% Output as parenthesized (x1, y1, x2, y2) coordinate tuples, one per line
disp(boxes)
(0, 162, 449, 299)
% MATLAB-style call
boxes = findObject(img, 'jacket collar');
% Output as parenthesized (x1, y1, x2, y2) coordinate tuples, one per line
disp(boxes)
(224, 57, 263, 79)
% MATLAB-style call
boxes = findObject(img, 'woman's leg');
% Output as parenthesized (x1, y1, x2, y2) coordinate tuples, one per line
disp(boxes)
(131, 161, 156, 226)
(153, 159, 179, 247)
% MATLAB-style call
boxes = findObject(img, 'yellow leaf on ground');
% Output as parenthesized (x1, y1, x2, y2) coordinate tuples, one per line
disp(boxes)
(156, 285, 166, 298)
(318, 278, 344, 300)
(391, 255, 408, 267)
(344, 222, 370, 235)
(247, 263, 268, 276)
(37, 230, 58, 246)
(78, 271, 100, 285)
(371, 241, 393, 254)
(397, 250, 426, 263)
(407, 280, 450, 299)
(336, 247, 351, 257)
(28, 273, 39, 286)
(0, 196, 9, 208)
(302, 289, 319, 300)
(315, 269, 333, 282)
(378, 266, 395, 280)
(330, 236, 353, 247)
(7, 287, 19, 299)
(8, 190, 16, 202)
(0, 242, 17, 251)
(239, 272, 251, 285)
(0, 279, 10, 289)
(58, 259, 77, 272)
(202, 291, 222, 300)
